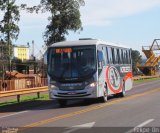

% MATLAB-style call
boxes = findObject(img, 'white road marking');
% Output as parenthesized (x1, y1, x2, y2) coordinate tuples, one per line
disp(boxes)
(0, 111, 28, 119)
(73, 122, 95, 128)
(63, 122, 95, 133)
(126, 119, 154, 133)
(136, 119, 154, 127)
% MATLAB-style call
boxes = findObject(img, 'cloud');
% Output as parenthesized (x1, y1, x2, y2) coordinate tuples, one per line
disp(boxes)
(2, 0, 160, 31)
(1, 0, 160, 28)
(81, 0, 160, 26)
(14, 0, 160, 28)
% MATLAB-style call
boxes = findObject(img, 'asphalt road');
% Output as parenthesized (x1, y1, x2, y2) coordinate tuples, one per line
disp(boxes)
(0, 80, 160, 133)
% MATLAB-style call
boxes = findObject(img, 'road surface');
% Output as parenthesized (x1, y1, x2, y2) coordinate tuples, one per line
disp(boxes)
(0, 80, 160, 133)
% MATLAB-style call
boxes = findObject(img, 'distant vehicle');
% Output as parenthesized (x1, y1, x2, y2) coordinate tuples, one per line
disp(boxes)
(44, 39, 133, 107)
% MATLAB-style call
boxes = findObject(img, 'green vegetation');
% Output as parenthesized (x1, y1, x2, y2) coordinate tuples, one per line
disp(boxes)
(131, 50, 142, 75)
(0, 0, 20, 42)
(42, 0, 85, 45)
(0, 0, 20, 60)
(22, 0, 85, 46)
(0, 94, 49, 107)
(134, 77, 160, 85)
(0, 0, 21, 73)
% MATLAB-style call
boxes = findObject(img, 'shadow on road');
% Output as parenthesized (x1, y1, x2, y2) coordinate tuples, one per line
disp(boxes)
(0, 95, 121, 113)
(0, 100, 53, 113)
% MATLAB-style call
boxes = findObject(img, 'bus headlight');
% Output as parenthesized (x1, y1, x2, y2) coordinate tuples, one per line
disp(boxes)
(86, 82, 97, 94)
(89, 82, 96, 87)
(50, 84, 59, 90)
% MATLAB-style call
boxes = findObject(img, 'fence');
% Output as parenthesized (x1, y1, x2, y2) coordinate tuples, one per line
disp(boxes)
(0, 78, 48, 92)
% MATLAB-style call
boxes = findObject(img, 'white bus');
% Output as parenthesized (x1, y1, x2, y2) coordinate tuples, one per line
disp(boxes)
(45, 39, 133, 106)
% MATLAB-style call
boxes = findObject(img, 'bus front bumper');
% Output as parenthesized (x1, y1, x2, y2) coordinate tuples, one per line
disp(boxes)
(49, 87, 97, 99)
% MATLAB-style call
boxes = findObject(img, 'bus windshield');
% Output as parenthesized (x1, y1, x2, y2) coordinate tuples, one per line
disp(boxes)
(48, 46, 96, 82)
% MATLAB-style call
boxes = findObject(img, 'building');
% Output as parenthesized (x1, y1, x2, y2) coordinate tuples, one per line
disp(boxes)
(13, 45, 29, 61)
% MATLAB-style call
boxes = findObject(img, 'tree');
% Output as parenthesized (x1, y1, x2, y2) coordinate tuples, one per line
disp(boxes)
(131, 50, 142, 74)
(0, 0, 20, 42)
(0, 0, 20, 71)
(23, 0, 85, 46)
(41, 0, 85, 46)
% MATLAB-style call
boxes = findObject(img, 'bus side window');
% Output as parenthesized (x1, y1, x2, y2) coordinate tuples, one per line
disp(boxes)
(108, 47, 113, 64)
(117, 49, 121, 64)
(121, 49, 124, 64)
(114, 48, 118, 64)
(126, 50, 129, 64)
(125, 49, 129, 64)
(126, 50, 130, 64)
(123, 50, 127, 64)
(111, 48, 115, 64)
(98, 51, 104, 69)
(112, 48, 118, 64)
(129, 49, 132, 64)
(102, 46, 108, 64)
(106, 47, 109, 64)
(127, 50, 131, 64)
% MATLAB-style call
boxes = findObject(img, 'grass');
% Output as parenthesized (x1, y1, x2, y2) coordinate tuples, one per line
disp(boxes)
(134, 77, 160, 85)
(0, 94, 49, 107)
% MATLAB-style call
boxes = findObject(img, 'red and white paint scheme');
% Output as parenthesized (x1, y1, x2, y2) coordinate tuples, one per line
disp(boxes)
(106, 66, 123, 94)
(45, 39, 133, 106)
(105, 66, 132, 95)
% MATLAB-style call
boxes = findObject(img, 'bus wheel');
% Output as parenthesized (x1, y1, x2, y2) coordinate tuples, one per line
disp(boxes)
(118, 83, 125, 97)
(100, 86, 108, 103)
(58, 99, 67, 107)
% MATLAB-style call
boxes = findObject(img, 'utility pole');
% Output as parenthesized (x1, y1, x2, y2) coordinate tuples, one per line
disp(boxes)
(32, 40, 34, 57)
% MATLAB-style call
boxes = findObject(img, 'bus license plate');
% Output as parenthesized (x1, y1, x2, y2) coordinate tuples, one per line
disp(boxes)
(68, 92, 76, 95)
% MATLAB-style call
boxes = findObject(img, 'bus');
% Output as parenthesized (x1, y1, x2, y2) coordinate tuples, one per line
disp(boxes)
(45, 39, 133, 106)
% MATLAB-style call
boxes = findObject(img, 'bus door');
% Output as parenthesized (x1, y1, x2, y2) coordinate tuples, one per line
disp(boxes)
(97, 46, 107, 97)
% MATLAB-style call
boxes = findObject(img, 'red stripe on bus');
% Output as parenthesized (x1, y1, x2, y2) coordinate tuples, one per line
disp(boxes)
(123, 72, 133, 81)
(106, 66, 123, 94)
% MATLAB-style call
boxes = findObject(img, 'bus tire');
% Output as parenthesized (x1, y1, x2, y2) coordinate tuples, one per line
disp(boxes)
(118, 82, 125, 97)
(58, 99, 67, 107)
(100, 84, 108, 103)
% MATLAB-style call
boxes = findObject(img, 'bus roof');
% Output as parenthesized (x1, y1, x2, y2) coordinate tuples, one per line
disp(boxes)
(49, 39, 130, 49)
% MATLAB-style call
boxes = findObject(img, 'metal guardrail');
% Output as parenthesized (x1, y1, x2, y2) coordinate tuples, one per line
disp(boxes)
(1, 76, 160, 103)
(0, 78, 48, 102)
(0, 86, 48, 102)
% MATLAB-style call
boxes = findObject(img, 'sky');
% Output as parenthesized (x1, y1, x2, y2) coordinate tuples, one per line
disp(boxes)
(1, 0, 160, 56)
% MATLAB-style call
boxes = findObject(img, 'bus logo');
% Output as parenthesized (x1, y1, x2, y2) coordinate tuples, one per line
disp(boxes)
(109, 67, 120, 90)
(106, 66, 122, 93)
